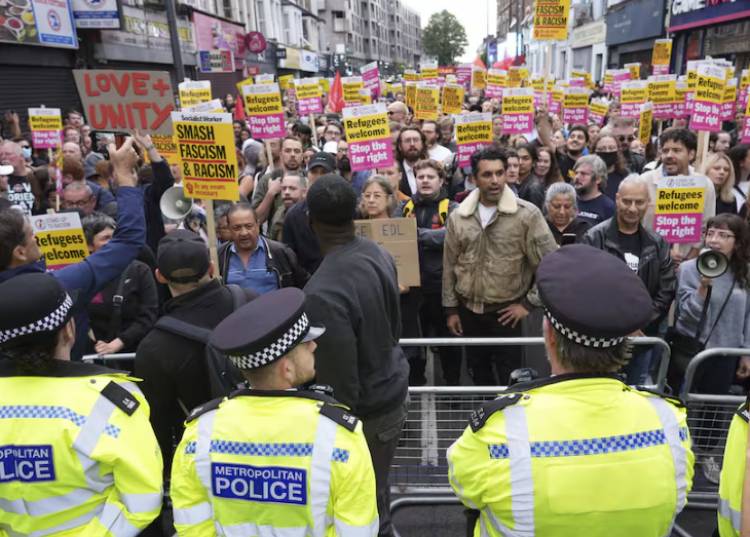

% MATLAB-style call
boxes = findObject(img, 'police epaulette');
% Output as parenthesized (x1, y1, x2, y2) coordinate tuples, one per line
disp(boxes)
(101, 381, 140, 416)
(320, 403, 359, 432)
(186, 397, 224, 423)
(634, 385, 685, 408)
(468, 393, 522, 432)
(737, 403, 749, 423)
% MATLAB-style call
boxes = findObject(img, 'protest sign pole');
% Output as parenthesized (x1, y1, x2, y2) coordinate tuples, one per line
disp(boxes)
(204, 199, 220, 273)
(265, 142, 275, 172)
(309, 113, 319, 148)
(696, 131, 709, 170)
(543, 46, 552, 106)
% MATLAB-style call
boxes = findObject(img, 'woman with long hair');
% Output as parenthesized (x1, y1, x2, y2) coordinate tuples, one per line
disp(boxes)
(358, 175, 399, 219)
(532, 145, 563, 189)
(701, 152, 741, 215)
(593, 133, 630, 200)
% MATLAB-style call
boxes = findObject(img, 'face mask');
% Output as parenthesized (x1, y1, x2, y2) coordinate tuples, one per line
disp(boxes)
(21, 147, 31, 160)
(596, 151, 618, 167)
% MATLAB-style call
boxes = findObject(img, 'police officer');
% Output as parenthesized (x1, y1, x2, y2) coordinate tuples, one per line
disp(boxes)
(0, 273, 163, 536)
(718, 400, 750, 536)
(170, 287, 378, 536)
(447, 244, 695, 537)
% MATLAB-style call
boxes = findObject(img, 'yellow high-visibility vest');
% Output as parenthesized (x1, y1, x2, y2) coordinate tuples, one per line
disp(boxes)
(718, 403, 748, 537)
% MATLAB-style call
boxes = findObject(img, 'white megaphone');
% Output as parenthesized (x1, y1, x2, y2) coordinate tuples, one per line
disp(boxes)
(160, 186, 194, 220)
(697, 248, 729, 279)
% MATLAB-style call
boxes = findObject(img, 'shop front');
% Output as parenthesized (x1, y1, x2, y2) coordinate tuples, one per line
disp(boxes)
(606, 0, 666, 72)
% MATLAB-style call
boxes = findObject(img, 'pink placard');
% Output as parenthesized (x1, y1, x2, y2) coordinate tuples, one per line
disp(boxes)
(456, 65, 472, 89)
(685, 92, 695, 115)
(485, 85, 503, 99)
(653, 103, 675, 120)
(653, 65, 670, 75)
(741, 117, 750, 143)
(502, 112, 533, 134)
(549, 97, 562, 116)
(721, 100, 736, 121)
(298, 97, 322, 115)
(562, 107, 588, 125)
(654, 213, 703, 243)
(690, 100, 722, 132)
(457, 142, 490, 168)
(248, 113, 284, 139)
(32, 130, 62, 149)
(349, 138, 393, 171)
(620, 102, 644, 118)
(362, 63, 381, 99)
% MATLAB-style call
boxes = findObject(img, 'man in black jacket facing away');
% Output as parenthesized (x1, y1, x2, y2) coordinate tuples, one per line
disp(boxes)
(304, 174, 409, 537)
(583, 174, 675, 383)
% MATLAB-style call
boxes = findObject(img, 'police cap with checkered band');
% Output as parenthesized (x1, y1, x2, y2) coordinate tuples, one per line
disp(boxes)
(0, 273, 77, 349)
(209, 287, 325, 370)
(537, 244, 652, 349)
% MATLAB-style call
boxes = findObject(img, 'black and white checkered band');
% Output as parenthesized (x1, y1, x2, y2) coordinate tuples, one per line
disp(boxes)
(545, 308, 625, 349)
(229, 313, 310, 369)
(0, 294, 74, 344)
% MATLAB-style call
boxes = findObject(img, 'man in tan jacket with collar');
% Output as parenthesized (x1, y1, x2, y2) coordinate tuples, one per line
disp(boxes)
(443, 146, 558, 386)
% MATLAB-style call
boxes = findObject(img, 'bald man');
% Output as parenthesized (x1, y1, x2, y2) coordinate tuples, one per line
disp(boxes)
(387, 101, 409, 125)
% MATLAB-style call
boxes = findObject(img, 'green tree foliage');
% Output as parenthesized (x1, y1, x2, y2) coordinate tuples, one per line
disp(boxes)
(421, 10, 469, 66)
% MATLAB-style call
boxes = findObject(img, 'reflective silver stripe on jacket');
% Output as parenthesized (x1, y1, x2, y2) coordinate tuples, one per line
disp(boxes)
(648, 398, 689, 536)
(192, 410, 219, 530)
(718, 497, 741, 532)
(0, 488, 95, 518)
(446, 442, 479, 510)
(173, 501, 213, 526)
(309, 413, 337, 537)
(119, 492, 162, 514)
(3, 508, 98, 537)
(97, 501, 142, 537)
(218, 522, 309, 537)
(332, 515, 379, 537)
(503, 405, 534, 537)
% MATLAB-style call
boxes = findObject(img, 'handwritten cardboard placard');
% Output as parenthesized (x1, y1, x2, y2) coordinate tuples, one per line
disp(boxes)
(354, 218, 420, 287)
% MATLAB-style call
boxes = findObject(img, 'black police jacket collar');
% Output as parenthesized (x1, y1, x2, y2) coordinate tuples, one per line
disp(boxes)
(503, 372, 626, 393)
(0, 355, 125, 378)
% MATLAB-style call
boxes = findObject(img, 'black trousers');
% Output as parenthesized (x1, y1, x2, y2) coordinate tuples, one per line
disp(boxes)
(419, 292, 462, 385)
(458, 305, 523, 386)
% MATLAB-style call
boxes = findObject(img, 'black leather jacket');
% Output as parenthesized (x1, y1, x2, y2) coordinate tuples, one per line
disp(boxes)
(583, 218, 676, 332)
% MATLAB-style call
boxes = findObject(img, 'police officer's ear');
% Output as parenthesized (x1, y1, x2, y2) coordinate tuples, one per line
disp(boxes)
(58, 318, 76, 349)
(542, 317, 558, 353)
(154, 268, 169, 285)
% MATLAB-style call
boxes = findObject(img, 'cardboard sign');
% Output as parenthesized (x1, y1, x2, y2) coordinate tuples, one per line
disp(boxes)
(471, 68, 486, 91)
(588, 100, 609, 126)
(620, 81, 648, 118)
(562, 88, 589, 124)
(442, 84, 465, 115)
(652, 39, 672, 75)
(172, 111, 239, 201)
(502, 88, 534, 134)
(150, 134, 180, 167)
(31, 213, 89, 271)
(415, 84, 439, 121)
(243, 83, 285, 139)
(639, 102, 653, 146)
(532, 0, 571, 40)
(485, 69, 506, 99)
(179, 80, 212, 109)
(343, 104, 393, 171)
(690, 63, 726, 132)
(654, 176, 705, 244)
(28, 108, 62, 149)
(343, 76, 365, 106)
(73, 69, 175, 135)
(648, 75, 677, 120)
(454, 112, 492, 168)
(295, 78, 322, 115)
(362, 61, 381, 99)
(354, 218, 420, 287)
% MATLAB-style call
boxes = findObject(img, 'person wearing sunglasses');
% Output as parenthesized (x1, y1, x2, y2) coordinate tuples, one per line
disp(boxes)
(612, 116, 646, 174)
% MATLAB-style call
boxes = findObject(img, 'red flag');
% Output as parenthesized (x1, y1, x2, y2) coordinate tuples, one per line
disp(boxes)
(233, 93, 246, 121)
(328, 71, 345, 113)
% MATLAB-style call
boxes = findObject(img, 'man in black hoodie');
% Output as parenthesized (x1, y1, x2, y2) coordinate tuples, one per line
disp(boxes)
(304, 175, 409, 537)
(404, 158, 462, 384)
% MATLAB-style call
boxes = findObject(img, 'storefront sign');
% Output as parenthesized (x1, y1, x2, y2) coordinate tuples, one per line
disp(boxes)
(192, 11, 243, 59)
(28, 107, 62, 149)
(454, 112, 492, 168)
(198, 50, 235, 73)
(1, 0, 78, 49)
(669, 0, 750, 32)
(71, 0, 119, 29)
(342, 103, 393, 171)
(606, 0, 664, 46)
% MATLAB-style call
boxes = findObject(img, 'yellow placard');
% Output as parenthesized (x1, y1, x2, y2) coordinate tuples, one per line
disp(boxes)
(655, 187, 705, 214)
(626, 63, 641, 80)
(502, 94, 534, 114)
(571, 70, 593, 88)
(244, 89, 283, 116)
(696, 65, 726, 105)
(295, 81, 322, 100)
(621, 85, 647, 104)
(236, 77, 254, 93)
(405, 82, 417, 110)
(404, 70, 418, 82)
(421, 68, 438, 80)
(29, 113, 62, 131)
(472, 69, 486, 90)
(741, 69, 750, 90)
(179, 86, 212, 109)
(487, 70, 507, 87)
(551, 88, 564, 104)
(320, 78, 331, 92)
(639, 104, 653, 145)
(358, 89, 373, 105)
(455, 119, 492, 144)
(687, 69, 698, 91)
(648, 79, 676, 104)
(150, 134, 180, 167)
(32, 213, 89, 270)
(442, 85, 465, 115)
(652, 40, 672, 67)
(532, 0, 572, 41)
(174, 114, 239, 201)
(589, 101, 609, 117)
(343, 112, 390, 143)
(563, 91, 588, 108)
(415, 85, 439, 121)
(343, 79, 365, 104)
(279, 75, 294, 91)
(508, 67, 529, 88)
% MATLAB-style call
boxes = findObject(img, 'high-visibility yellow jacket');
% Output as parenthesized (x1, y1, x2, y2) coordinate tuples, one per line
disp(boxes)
(718, 403, 748, 536)
(171, 388, 378, 537)
(0, 360, 163, 537)
(447, 375, 694, 537)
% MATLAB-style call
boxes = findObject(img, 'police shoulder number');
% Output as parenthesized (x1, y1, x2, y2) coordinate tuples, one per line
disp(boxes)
(186, 397, 225, 423)
(469, 393, 524, 432)
(319, 403, 359, 432)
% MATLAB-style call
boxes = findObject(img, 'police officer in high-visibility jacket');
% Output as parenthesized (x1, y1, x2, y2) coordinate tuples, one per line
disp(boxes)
(171, 287, 378, 537)
(448, 244, 694, 537)
(718, 400, 750, 536)
(0, 273, 163, 536)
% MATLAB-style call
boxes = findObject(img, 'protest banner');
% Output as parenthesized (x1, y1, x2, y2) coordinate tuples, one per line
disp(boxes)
(739, 69, 750, 112)
(508, 66, 529, 88)
(150, 134, 180, 167)
(295, 78, 323, 115)
(361, 61, 381, 99)
(342, 76, 365, 106)
(685, 61, 699, 114)
(342, 103, 393, 172)
(571, 70, 593, 89)
(28, 108, 62, 149)
(354, 218, 420, 287)
(420, 60, 438, 83)
(603, 71, 615, 94)
(172, 111, 239, 202)
(456, 64, 472, 88)
(721, 78, 737, 122)
(625, 63, 641, 81)
(588, 100, 609, 126)
(620, 81, 649, 118)
(454, 112, 492, 168)
(549, 87, 564, 116)
(612, 69, 631, 95)
(690, 63, 726, 133)
(485, 69, 506, 98)
(638, 103, 653, 145)
(404, 70, 419, 83)
(741, 94, 750, 143)
(532, 0, 571, 40)
(278, 75, 294, 91)
(653, 176, 705, 243)
(184, 99, 224, 113)
(358, 89, 373, 104)
(471, 67, 486, 91)
(532, 76, 553, 107)
(648, 75, 677, 120)
(405, 82, 417, 110)
(31, 213, 89, 271)
(674, 79, 689, 119)
(442, 84, 465, 115)
(415, 84, 440, 121)
(501, 88, 534, 134)
(256, 74, 275, 84)
(562, 87, 589, 124)
(652, 39, 672, 75)
(73, 69, 175, 135)
(242, 83, 285, 139)
(178, 80, 212, 109)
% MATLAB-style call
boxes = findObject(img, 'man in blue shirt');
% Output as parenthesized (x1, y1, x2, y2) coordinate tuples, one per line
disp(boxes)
(218, 203, 307, 294)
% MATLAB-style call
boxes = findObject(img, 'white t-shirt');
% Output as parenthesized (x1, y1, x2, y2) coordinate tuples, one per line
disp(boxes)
(478, 203, 497, 229)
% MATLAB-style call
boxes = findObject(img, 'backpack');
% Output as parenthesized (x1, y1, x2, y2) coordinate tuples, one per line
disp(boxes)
(154, 284, 249, 399)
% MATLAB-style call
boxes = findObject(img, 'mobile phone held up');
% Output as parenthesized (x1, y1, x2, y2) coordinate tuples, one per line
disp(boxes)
(561, 233, 577, 246)
(90, 131, 138, 160)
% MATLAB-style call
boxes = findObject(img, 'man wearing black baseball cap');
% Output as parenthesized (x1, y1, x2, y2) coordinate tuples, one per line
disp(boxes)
(448, 245, 694, 536)
(0, 273, 162, 535)
(282, 151, 337, 273)
(134, 229, 256, 478)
